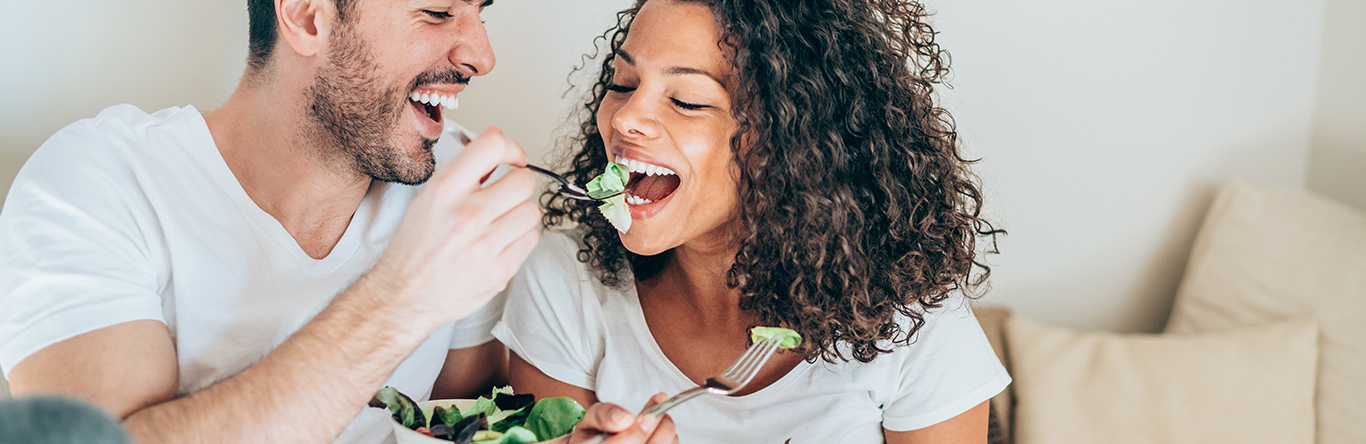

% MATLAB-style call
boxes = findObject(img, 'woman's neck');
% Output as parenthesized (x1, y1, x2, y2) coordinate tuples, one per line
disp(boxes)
(643, 222, 747, 324)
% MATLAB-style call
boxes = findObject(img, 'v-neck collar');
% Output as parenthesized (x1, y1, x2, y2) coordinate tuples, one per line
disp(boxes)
(182, 107, 367, 274)
(618, 281, 815, 404)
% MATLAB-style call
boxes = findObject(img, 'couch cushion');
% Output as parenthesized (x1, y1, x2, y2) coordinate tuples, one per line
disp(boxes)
(1166, 179, 1366, 444)
(973, 306, 1013, 440)
(1008, 316, 1317, 444)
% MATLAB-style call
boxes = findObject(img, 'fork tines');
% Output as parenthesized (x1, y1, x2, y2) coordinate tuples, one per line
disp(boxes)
(716, 338, 782, 390)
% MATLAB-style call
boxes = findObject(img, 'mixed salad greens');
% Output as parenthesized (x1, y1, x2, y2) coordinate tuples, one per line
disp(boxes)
(751, 327, 803, 349)
(586, 162, 632, 233)
(370, 386, 584, 444)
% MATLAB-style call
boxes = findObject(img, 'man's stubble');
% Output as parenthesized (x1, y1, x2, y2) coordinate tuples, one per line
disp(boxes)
(305, 21, 438, 186)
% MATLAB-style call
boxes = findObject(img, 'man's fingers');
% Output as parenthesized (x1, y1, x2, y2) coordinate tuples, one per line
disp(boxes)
(483, 201, 540, 255)
(457, 168, 536, 228)
(498, 223, 541, 265)
(435, 126, 529, 191)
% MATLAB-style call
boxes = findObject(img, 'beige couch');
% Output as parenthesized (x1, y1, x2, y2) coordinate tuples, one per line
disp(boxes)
(1, 150, 25, 400)
(4, 178, 1361, 444)
(977, 179, 1366, 444)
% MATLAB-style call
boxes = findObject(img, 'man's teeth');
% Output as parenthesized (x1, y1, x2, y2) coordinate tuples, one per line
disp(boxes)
(615, 157, 677, 177)
(626, 195, 655, 205)
(410, 91, 459, 110)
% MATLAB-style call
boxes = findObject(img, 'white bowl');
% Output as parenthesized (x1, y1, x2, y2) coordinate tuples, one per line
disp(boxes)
(389, 399, 571, 444)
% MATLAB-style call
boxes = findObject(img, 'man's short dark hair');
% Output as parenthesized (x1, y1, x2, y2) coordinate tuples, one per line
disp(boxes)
(246, 0, 357, 72)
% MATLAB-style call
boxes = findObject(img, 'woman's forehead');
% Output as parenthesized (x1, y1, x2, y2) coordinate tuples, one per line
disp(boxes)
(621, 0, 728, 75)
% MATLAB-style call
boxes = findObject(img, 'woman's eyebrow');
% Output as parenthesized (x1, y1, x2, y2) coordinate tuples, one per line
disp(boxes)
(615, 49, 725, 86)
(664, 66, 725, 87)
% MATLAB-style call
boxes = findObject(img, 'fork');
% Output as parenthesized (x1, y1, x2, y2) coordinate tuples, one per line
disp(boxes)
(579, 336, 785, 444)
(453, 123, 619, 202)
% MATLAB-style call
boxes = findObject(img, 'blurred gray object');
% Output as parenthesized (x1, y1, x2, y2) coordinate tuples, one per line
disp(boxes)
(0, 396, 132, 444)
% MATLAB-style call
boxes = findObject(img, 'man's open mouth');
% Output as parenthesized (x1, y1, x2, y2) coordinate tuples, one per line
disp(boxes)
(409, 89, 459, 124)
(617, 157, 680, 205)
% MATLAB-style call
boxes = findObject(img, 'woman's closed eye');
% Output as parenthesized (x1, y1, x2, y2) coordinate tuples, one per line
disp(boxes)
(672, 98, 706, 110)
(606, 83, 636, 93)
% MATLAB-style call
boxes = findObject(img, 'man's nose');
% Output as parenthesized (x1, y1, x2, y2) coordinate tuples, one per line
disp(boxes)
(449, 12, 495, 77)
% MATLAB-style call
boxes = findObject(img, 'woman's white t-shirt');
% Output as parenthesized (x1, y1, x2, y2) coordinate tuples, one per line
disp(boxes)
(493, 232, 1010, 443)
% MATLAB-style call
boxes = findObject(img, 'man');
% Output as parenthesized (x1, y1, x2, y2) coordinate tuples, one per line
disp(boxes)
(0, 0, 537, 442)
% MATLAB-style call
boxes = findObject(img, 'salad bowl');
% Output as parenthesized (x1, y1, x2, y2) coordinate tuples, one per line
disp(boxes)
(389, 399, 572, 444)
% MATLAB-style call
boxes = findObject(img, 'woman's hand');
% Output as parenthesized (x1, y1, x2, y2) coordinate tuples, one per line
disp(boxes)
(569, 393, 678, 444)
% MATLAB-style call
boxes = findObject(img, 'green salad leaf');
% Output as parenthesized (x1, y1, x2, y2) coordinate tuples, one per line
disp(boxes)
(751, 327, 803, 349)
(587, 163, 632, 232)
(523, 397, 586, 441)
(462, 386, 513, 419)
(585, 162, 629, 199)
(430, 405, 464, 428)
(598, 194, 631, 233)
(368, 386, 426, 430)
(475, 426, 538, 444)
(371, 386, 585, 443)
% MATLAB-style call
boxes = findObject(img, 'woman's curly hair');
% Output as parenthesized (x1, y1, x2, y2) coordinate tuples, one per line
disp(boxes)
(542, 0, 1002, 364)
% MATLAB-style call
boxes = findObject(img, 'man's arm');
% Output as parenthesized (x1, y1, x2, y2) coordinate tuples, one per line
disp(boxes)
(12, 271, 463, 443)
(8, 128, 540, 444)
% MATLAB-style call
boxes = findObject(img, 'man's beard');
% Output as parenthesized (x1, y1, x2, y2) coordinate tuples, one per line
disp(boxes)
(305, 23, 437, 186)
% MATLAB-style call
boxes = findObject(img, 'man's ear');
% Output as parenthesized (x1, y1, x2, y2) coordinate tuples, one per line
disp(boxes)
(276, 0, 333, 58)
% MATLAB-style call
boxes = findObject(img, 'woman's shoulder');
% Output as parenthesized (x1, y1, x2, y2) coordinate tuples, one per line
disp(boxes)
(838, 294, 986, 365)
(521, 229, 592, 279)
(514, 228, 619, 307)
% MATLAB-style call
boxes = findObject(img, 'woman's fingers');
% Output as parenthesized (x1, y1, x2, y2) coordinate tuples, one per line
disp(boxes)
(638, 393, 674, 444)
(570, 399, 679, 444)
(645, 414, 677, 444)
(578, 402, 636, 435)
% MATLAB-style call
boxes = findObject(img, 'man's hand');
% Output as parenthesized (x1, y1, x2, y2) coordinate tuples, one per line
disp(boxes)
(367, 126, 541, 331)
(569, 393, 679, 444)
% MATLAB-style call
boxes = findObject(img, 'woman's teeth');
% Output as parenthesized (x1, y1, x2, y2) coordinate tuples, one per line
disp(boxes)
(616, 157, 677, 177)
(410, 90, 459, 110)
(626, 195, 654, 205)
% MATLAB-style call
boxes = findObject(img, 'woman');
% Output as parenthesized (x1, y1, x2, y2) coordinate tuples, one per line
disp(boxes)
(495, 0, 1009, 442)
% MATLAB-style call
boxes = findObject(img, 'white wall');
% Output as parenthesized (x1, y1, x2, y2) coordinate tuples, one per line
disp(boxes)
(444, 0, 635, 163)
(0, 0, 247, 155)
(932, 0, 1324, 332)
(0, 0, 1351, 334)
(1308, 0, 1366, 211)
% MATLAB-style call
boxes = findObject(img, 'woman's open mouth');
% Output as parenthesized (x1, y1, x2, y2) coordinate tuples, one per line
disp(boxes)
(617, 157, 680, 209)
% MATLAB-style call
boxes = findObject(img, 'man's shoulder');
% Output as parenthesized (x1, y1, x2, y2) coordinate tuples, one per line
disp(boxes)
(5, 104, 212, 228)
(27, 104, 206, 169)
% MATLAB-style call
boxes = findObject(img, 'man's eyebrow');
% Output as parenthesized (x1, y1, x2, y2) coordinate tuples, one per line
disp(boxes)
(614, 49, 725, 86)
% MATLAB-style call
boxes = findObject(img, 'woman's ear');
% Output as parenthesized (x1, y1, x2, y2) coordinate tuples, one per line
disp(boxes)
(276, 0, 333, 59)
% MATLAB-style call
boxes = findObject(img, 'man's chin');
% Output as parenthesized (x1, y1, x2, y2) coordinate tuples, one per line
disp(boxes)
(365, 140, 438, 185)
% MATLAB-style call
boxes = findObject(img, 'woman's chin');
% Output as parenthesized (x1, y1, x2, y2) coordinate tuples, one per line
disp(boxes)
(618, 229, 675, 257)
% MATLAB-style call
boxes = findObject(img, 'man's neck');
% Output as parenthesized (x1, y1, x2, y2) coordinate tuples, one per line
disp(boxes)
(203, 80, 372, 259)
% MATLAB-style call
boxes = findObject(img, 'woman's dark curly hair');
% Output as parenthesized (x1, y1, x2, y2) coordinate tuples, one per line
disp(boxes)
(542, 0, 1002, 364)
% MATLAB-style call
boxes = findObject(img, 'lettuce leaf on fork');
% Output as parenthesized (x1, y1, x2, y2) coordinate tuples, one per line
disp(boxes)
(586, 162, 632, 232)
(751, 327, 803, 349)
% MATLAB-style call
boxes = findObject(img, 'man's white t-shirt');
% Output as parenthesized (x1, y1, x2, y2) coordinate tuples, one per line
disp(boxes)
(0, 104, 501, 444)
(493, 232, 1011, 443)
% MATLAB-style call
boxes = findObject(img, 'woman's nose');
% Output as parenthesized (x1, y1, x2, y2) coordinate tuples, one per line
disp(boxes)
(611, 94, 662, 139)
